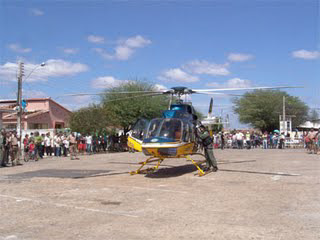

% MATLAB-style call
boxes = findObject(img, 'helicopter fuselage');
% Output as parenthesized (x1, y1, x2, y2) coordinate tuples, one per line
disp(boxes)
(128, 103, 199, 158)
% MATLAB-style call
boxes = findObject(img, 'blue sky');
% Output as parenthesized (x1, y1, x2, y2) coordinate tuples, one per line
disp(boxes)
(0, 0, 319, 127)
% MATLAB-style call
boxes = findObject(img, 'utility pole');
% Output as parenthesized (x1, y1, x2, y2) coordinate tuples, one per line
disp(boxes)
(17, 61, 24, 135)
(15, 61, 45, 161)
(16, 61, 24, 161)
(283, 95, 286, 134)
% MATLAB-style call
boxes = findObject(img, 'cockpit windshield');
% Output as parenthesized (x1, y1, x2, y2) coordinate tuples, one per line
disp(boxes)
(146, 118, 183, 141)
(146, 118, 162, 138)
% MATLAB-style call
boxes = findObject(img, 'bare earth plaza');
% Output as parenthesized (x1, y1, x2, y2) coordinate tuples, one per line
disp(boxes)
(0, 149, 319, 240)
(1, 1, 320, 240)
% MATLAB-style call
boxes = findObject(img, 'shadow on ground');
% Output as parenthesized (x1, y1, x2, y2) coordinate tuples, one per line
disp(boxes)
(145, 164, 198, 178)
(5, 169, 112, 180)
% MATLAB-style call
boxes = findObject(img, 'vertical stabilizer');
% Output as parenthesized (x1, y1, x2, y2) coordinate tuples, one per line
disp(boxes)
(208, 97, 213, 118)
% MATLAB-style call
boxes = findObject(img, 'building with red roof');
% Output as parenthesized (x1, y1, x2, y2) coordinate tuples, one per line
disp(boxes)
(0, 98, 71, 130)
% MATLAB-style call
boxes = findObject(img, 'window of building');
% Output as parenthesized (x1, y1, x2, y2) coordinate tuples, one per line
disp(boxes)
(3, 124, 16, 129)
(28, 123, 49, 129)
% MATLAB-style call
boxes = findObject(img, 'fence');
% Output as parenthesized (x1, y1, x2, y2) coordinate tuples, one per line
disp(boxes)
(285, 137, 304, 148)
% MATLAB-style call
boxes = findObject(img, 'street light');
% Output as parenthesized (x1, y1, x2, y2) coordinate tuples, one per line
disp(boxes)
(23, 62, 46, 82)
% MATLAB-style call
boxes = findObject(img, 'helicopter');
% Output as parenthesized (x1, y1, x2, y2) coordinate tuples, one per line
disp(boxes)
(63, 85, 299, 176)
(125, 85, 297, 176)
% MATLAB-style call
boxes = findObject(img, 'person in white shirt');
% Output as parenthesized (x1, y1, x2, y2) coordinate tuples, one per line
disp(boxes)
(63, 138, 69, 157)
(85, 135, 92, 154)
(44, 133, 52, 156)
(54, 134, 61, 157)
(236, 131, 244, 149)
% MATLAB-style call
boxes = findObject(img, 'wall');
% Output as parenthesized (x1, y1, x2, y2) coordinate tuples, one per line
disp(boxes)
(25, 99, 49, 112)
(27, 112, 51, 129)
(49, 100, 71, 128)
(1, 99, 71, 130)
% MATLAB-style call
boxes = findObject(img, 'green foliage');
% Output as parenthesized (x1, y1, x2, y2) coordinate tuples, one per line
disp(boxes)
(233, 90, 309, 132)
(101, 81, 170, 133)
(69, 104, 108, 135)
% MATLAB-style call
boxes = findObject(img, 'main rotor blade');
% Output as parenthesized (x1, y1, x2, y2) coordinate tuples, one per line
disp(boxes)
(61, 90, 164, 97)
(197, 92, 243, 97)
(193, 86, 302, 92)
(106, 90, 165, 94)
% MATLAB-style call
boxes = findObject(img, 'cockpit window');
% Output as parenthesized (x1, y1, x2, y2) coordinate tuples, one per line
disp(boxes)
(146, 118, 183, 141)
(146, 118, 162, 138)
(183, 122, 190, 142)
(131, 118, 149, 140)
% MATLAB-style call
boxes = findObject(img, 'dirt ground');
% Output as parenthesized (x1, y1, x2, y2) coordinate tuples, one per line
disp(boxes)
(0, 149, 319, 240)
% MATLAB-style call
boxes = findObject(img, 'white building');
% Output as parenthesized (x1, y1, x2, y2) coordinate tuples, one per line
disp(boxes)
(297, 119, 320, 130)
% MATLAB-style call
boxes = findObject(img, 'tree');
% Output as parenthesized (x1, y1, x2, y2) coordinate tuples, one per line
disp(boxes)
(308, 109, 319, 122)
(101, 81, 170, 134)
(69, 104, 108, 135)
(233, 90, 309, 132)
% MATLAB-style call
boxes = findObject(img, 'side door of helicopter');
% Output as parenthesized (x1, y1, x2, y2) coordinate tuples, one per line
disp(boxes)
(127, 118, 149, 152)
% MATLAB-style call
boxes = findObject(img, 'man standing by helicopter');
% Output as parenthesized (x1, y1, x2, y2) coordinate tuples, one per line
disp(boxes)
(197, 125, 218, 172)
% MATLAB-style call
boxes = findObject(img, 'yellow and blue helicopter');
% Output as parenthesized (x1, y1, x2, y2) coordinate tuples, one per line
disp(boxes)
(63, 85, 298, 176)
(127, 88, 203, 175)
(126, 86, 295, 176)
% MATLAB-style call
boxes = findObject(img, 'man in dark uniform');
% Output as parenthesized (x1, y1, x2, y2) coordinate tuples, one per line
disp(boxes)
(2, 131, 10, 167)
(197, 125, 218, 172)
(0, 129, 6, 167)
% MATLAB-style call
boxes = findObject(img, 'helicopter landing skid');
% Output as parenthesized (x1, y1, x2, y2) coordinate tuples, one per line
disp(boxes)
(130, 157, 164, 175)
(185, 154, 207, 177)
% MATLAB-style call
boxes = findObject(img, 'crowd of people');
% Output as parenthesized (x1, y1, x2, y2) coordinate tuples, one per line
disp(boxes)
(0, 129, 129, 168)
(210, 129, 319, 153)
(1, 127, 319, 168)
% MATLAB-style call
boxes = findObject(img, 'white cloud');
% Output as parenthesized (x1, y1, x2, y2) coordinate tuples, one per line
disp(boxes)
(43, 59, 89, 77)
(94, 35, 151, 61)
(92, 48, 113, 60)
(30, 8, 44, 16)
(183, 60, 230, 76)
(228, 53, 254, 62)
(62, 48, 79, 54)
(8, 43, 32, 53)
(0, 59, 89, 82)
(121, 35, 152, 48)
(158, 68, 199, 82)
(206, 78, 252, 88)
(59, 95, 99, 111)
(154, 84, 168, 91)
(292, 49, 320, 60)
(114, 45, 135, 60)
(87, 35, 105, 44)
(91, 76, 129, 89)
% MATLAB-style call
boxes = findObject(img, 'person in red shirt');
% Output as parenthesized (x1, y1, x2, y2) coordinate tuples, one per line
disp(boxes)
(23, 134, 29, 155)
(307, 128, 319, 154)
(29, 141, 37, 160)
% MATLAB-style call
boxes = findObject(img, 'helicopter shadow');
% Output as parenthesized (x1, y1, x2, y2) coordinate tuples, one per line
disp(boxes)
(106, 161, 176, 168)
(145, 164, 199, 178)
